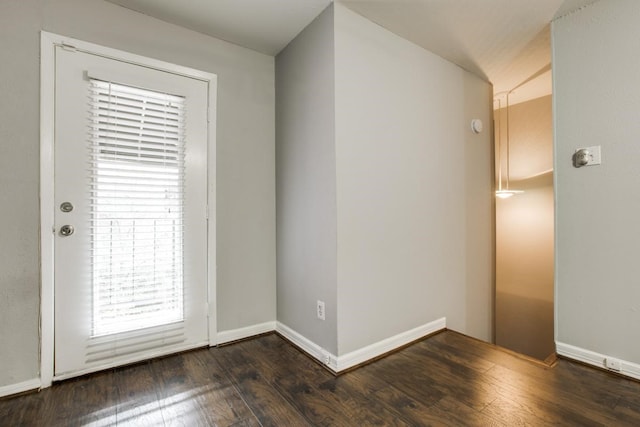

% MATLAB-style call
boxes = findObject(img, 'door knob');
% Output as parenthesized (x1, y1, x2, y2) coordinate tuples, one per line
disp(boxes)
(59, 225, 75, 236)
(573, 148, 590, 168)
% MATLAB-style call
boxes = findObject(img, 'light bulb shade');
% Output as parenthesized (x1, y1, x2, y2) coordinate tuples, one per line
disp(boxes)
(496, 189, 524, 199)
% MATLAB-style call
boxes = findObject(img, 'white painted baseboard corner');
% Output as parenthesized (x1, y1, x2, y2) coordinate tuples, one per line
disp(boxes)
(336, 317, 446, 371)
(216, 321, 276, 345)
(277, 317, 446, 374)
(0, 378, 41, 399)
(556, 341, 640, 381)
(276, 322, 339, 371)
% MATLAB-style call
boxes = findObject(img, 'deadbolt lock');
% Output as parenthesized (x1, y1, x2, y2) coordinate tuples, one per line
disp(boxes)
(59, 225, 75, 237)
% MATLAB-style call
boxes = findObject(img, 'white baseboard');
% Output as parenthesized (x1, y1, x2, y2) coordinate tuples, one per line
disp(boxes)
(277, 317, 447, 373)
(276, 322, 338, 371)
(0, 378, 41, 398)
(3, 319, 444, 397)
(556, 341, 640, 380)
(336, 317, 446, 372)
(216, 321, 276, 345)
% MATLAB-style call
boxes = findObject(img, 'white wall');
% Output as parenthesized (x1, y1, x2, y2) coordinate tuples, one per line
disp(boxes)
(553, 0, 640, 363)
(0, 0, 276, 389)
(334, 3, 493, 355)
(276, 5, 339, 354)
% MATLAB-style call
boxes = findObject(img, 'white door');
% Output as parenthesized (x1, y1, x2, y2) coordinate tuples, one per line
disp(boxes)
(53, 45, 210, 379)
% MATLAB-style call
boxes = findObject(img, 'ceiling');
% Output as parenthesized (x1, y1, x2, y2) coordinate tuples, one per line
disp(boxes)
(106, 0, 333, 55)
(106, 0, 599, 103)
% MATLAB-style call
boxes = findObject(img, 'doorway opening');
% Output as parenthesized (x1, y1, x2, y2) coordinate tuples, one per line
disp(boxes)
(493, 66, 555, 362)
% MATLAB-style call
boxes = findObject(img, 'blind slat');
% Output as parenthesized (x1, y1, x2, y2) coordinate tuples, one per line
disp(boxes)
(90, 92, 184, 111)
(90, 131, 184, 146)
(91, 109, 184, 128)
(91, 122, 182, 138)
(89, 83, 185, 103)
(90, 104, 184, 124)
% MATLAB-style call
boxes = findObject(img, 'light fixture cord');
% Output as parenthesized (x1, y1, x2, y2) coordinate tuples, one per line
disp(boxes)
(506, 91, 511, 191)
(496, 98, 502, 192)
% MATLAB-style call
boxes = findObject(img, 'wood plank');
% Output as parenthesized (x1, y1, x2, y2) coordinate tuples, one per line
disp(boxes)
(7, 371, 119, 426)
(372, 349, 500, 411)
(0, 388, 53, 426)
(153, 350, 257, 427)
(429, 396, 506, 426)
(431, 331, 555, 374)
(238, 335, 412, 426)
(372, 385, 459, 426)
(62, 370, 119, 426)
(230, 340, 362, 426)
(611, 398, 640, 426)
(479, 396, 554, 427)
(363, 354, 446, 407)
(410, 333, 497, 373)
(280, 369, 411, 427)
(216, 344, 313, 427)
(114, 362, 165, 426)
(4, 331, 640, 426)
(433, 332, 630, 418)
(483, 364, 625, 426)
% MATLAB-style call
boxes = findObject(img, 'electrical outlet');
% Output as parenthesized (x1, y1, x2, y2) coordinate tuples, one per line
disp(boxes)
(323, 352, 331, 365)
(316, 300, 325, 320)
(604, 358, 622, 372)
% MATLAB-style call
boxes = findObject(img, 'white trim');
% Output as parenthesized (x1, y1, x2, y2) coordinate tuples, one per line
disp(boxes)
(217, 321, 277, 345)
(276, 322, 338, 371)
(207, 77, 218, 347)
(551, 21, 560, 349)
(556, 341, 640, 381)
(276, 318, 447, 373)
(42, 32, 216, 83)
(39, 31, 217, 387)
(0, 378, 41, 399)
(336, 317, 446, 372)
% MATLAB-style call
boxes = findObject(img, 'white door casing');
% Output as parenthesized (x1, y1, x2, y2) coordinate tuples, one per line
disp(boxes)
(40, 32, 217, 384)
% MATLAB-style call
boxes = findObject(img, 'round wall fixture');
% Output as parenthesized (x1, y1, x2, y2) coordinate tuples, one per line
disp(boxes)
(471, 119, 483, 134)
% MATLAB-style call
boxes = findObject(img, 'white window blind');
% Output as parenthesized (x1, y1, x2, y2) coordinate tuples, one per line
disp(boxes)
(89, 78, 186, 338)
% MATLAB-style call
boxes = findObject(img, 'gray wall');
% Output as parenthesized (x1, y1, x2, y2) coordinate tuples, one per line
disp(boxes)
(0, 0, 42, 388)
(463, 73, 495, 342)
(553, 0, 640, 363)
(0, 0, 276, 388)
(275, 3, 493, 358)
(334, 3, 493, 354)
(276, 5, 339, 354)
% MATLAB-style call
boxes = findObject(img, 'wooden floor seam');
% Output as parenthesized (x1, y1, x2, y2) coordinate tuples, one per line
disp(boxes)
(2, 330, 640, 426)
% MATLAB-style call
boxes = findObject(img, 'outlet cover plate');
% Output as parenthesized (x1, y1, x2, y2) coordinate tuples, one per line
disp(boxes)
(316, 300, 325, 321)
(605, 357, 622, 371)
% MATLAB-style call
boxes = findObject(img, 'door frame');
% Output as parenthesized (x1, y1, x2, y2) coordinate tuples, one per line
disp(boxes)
(40, 31, 217, 388)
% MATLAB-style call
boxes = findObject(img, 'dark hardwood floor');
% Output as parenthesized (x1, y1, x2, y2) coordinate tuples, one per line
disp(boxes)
(3, 330, 640, 426)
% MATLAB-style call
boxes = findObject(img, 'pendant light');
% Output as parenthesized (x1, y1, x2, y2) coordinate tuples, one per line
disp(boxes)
(495, 91, 523, 199)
